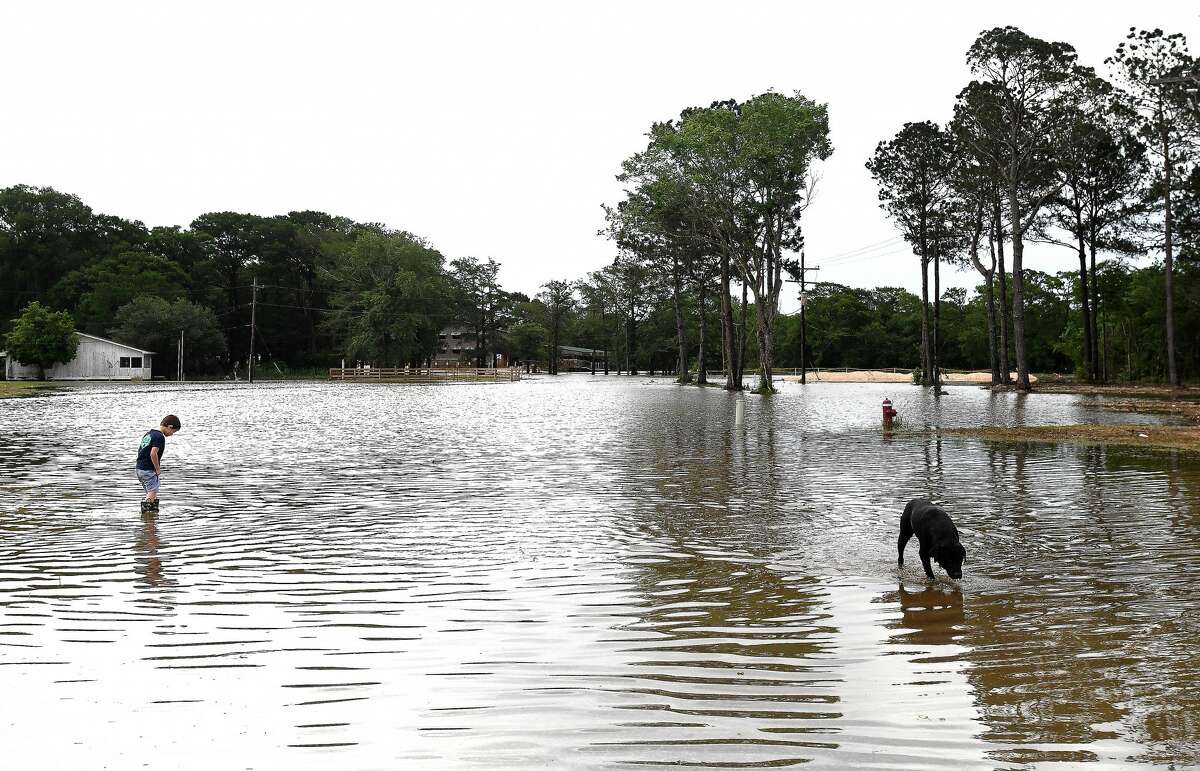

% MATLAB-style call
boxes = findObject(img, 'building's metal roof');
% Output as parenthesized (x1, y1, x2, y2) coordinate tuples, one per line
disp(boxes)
(77, 332, 155, 355)
(558, 345, 607, 356)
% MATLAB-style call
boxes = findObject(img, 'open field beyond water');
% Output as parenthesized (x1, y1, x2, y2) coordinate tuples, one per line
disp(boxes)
(2, 378, 1199, 769)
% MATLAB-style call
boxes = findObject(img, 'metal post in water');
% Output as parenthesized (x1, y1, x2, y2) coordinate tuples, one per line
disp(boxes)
(735, 399, 744, 427)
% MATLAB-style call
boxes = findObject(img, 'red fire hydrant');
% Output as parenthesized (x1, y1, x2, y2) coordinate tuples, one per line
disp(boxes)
(882, 397, 898, 429)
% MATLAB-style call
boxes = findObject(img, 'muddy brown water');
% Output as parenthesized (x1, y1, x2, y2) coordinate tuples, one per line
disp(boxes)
(1, 378, 1198, 769)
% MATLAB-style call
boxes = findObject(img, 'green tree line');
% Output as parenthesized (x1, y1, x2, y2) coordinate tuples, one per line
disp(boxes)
(0, 187, 544, 377)
(4, 28, 1197, 385)
(867, 26, 1200, 388)
(565, 26, 1199, 390)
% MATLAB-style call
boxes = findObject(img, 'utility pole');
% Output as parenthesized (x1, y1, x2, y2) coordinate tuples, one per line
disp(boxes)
(786, 250, 819, 383)
(248, 276, 258, 384)
(177, 330, 184, 382)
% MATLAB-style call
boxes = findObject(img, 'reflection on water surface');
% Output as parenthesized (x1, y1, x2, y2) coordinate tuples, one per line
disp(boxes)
(1, 378, 1198, 768)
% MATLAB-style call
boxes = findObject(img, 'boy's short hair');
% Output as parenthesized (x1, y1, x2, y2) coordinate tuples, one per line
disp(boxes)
(161, 415, 182, 430)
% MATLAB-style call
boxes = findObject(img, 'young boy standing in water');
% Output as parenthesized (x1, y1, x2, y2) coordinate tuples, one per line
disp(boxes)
(136, 415, 181, 512)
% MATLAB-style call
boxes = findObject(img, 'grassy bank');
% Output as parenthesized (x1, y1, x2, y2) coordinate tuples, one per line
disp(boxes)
(941, 384, 1200, 453)
(1034, 384, 1200, 425)
(1040, 383, 1200, 398)
(940, 424, 1200, 453)
(992, 380, 1200, 398)
(0, 382, 55, 399)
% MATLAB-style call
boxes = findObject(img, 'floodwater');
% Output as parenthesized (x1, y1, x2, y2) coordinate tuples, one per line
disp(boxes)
(1, 378, 1198, 769)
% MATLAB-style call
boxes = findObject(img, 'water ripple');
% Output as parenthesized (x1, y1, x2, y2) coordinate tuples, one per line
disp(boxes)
(1, 378, 1197, 768)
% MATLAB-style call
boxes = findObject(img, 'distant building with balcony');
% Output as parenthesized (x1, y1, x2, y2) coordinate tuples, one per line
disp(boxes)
(434, 326, 474, 366)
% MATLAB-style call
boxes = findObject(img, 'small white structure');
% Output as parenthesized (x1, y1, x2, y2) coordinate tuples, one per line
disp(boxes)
(3, 333, 154, 381)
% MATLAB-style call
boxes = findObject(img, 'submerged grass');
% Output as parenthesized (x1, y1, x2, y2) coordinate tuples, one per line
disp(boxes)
(940, 424, 1200, 453)
(0, 382, 55, 399)
(949, 381, 1200, 452)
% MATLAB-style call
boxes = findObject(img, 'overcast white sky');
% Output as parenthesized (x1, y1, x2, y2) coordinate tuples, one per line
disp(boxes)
(2, 2, 1197, 308)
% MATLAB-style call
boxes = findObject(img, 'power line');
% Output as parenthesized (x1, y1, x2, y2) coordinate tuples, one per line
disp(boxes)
(824, 246, 915, 267)
(821, 239, 910, 266)
(255, 301, 336, 312)
(818, 236, 905, 263)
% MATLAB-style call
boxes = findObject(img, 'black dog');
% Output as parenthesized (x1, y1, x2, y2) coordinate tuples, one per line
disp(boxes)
(898, 498, 965, 580)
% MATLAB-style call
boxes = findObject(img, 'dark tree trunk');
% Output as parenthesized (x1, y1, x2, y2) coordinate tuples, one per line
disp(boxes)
(626, 294, 637, 376)
(932, 244, 941, 391)
(697, 283, 708, 385)
(548, 314, 559, 375)
(1088, 232, 1100, 382)
(978, 224, 999, 385)
(985, 272, 1000, 384)
(996, 242, 1011, 382)
(994, 198, 1011, 384)
(472, 306, 482, 365)
(756, 320, 774, 393)
(736, 280, 749, 389)
(720, 252, 739, 391)
(1161, 118, 1178, 387)
(1074, 213, 1094, 382)
(1009, 181, 1031, 391)
(672, 255, 689, 383)
(919, 254, 931, 387)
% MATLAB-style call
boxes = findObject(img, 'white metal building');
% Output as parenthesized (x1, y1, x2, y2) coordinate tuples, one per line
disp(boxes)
(2, 333, 154, 381)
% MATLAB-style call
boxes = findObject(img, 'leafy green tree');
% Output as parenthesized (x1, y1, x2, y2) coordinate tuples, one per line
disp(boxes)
(671, 103, 745, 389)
(575, 271, 617, 374)
(1180, 166, 1200, 262)
(1042, 87, 1148, 382)
(1108, 28, 1198, 386)
(1021, 269, 1074, 373)
(450, 256, 507, 367)
(323, 230, 450, 366)
(609, 138, 708, 383)
(4, 301, 79, 379)
(190, 212, 295, 362)
(605, 255, 656, 375)
(964, 27, 1094, 390)
(507, 321, 548, 373)
(801, 284, 874, 368)
(951, 82, 1017, 384)
(258, 211, 358, 364)
(537, 280, 575, 375)
(866, 121, 955, 386)
(937, 287, 974, 369)
(54, 250, 188, 334)
(0, 185, 148, 332)
(684, 249, 721, 384)
(110, 296, 228, 377)
(649, 93, 832, 391)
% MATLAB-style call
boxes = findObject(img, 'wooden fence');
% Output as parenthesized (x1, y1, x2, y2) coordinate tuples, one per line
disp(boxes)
(329, 367, 522, 383)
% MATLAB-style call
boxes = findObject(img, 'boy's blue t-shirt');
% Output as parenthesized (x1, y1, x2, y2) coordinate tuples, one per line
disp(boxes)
(136, 429, 166, 471)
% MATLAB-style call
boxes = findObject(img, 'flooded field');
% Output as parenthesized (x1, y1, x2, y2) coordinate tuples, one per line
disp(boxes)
(2, 378, 1198, 769)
